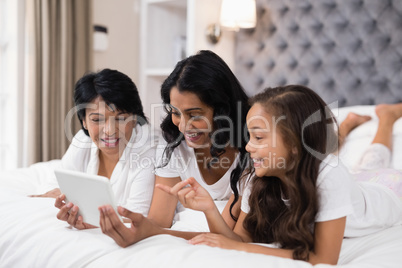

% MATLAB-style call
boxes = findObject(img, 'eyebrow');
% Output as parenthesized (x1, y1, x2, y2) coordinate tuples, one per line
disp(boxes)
(88, 112, 128, 117)
(170, 105, 203, 113)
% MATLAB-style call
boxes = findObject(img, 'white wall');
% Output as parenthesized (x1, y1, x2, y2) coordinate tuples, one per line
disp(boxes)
(92, 0, 140, 83)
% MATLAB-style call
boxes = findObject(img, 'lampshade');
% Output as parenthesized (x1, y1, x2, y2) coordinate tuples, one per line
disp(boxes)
(220, 0, 256, 30)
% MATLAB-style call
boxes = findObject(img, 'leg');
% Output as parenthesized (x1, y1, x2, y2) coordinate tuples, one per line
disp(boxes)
(339, 112, 371, 146)
(355, 103, 402, 171)
(371, 103, 402, 150)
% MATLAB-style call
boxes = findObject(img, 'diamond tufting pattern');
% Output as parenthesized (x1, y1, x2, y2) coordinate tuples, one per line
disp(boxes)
(235, 0, 402, 106)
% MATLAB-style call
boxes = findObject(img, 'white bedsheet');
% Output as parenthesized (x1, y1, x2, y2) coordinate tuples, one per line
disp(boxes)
(1, 105, 402, 268)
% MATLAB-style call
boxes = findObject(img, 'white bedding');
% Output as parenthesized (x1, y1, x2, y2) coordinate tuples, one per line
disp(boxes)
(1, 105, 402, 268)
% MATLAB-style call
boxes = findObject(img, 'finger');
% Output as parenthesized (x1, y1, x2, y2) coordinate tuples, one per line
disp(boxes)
(118, 206, 143, 223)
(168, 179, 195, 196)
(177, 187, 194, 205)
(184, 189, 197, 204)
(67, 205, 79, 226)
(75, 215, 85, 230)
(54, 194, 66, 209)
(185, 177, 201, 190)
(155, 184, 173, 194)
(189, 233, 211, 245)
(56, 202, 72, 221)
(101, 206, 128, 247)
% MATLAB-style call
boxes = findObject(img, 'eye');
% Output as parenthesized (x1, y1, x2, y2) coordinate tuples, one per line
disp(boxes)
(91, 118, 104, 123)
(116, 116, 126, 121)
(171, 110, 181, 117)
(189, 113, 202, 120)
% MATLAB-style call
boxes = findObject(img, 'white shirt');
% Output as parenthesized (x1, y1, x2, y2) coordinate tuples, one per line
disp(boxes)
(60, 124, 157, 216)
(241, 154, 402, 237)
(154, 138, 238, 201)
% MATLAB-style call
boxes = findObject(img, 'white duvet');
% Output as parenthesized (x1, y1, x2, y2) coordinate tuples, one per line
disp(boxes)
(1, 105, 402, 268)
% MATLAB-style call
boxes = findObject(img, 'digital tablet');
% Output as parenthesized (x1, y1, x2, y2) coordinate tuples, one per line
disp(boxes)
(54, 169, 122, 227)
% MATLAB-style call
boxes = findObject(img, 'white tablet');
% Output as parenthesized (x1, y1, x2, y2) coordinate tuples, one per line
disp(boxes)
(54, 169, 122, 227)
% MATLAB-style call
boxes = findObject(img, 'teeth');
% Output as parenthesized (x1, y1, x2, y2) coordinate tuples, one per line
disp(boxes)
(186, 133, 199, 138)
(252, 158, 262, 163)
(103, 139, 118, 143)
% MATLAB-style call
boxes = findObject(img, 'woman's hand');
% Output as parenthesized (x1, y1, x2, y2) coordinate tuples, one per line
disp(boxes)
(29, 188, 61, 198)
(189, 233, 242, 250)
(99, 205, 161, 248)
(156, 177, 215, 213)
(54, 194, 95, 230)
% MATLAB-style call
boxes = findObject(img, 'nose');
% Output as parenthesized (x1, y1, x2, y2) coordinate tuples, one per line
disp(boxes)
(245, 140, 254, 153)
(172, 114, 188, 133)
(103, 118, 116, 136)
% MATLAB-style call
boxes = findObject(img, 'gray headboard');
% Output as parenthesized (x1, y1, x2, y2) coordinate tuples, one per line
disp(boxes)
(235, 0, 402, 107)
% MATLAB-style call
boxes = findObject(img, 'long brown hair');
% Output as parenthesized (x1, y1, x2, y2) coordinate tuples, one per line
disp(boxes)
(242, 85, 338, 261)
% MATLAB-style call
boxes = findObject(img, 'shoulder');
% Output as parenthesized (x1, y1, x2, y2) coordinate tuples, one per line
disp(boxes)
(128, 124, 158, 155)
(317, 154, 352, 189)
(70, 129, 92, 149)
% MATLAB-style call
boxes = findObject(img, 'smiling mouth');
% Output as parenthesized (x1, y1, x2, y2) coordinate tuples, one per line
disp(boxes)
(184, 132, 202, 141)
(101, 138, 120, 147)
(252, 158, 263, 167)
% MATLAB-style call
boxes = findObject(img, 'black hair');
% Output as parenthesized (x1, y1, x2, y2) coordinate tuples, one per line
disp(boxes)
(160, 50, 250, 218)
(74, 68, 147, 136)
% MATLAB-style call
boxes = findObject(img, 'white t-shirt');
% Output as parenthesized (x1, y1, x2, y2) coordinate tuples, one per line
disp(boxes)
(60, 124, 157, 216)
(154, 138, 238, 201)
(241, 154, 402, 237)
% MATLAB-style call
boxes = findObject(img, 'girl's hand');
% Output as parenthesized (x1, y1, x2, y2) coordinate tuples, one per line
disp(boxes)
(99, 205, 161, 248)
(189, 233, 242, 250)
(156, 177, 215, 213)
(54, 194, 95, 230)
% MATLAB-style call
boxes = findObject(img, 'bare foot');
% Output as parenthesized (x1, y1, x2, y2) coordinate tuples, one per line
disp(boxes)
(375, 103, 402, 123)
(340, 112, 372, 136)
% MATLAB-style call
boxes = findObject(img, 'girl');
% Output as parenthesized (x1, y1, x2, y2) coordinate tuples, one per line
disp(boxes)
(44, 69, 157, 229)
(102, 85, 402, 264)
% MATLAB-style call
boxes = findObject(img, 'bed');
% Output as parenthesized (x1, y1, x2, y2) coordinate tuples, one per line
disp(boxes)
(0, 105, 401, 268)
(2, 0, 402, 266)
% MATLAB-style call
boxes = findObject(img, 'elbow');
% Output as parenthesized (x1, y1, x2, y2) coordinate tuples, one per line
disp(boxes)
(308, 254, 338, 265)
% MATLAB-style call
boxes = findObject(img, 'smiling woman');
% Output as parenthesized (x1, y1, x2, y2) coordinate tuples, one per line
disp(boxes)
(32, 69, 157, 230)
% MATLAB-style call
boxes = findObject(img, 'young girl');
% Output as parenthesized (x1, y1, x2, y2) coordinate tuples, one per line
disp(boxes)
(104, 85, 402, 264)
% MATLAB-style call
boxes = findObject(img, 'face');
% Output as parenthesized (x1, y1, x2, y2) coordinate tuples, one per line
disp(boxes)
(82, 96, 136, 159)
(245, 103, 290, 178)
(169, 87, 214, 149)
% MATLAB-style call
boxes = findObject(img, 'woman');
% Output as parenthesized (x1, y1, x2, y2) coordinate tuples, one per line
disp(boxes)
(41, 69, 156, 229)
(146, 50, 250, 228)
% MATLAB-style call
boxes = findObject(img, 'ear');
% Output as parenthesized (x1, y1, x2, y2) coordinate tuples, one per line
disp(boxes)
(82, 120, 87, 130)
(292, 146, 298, 155)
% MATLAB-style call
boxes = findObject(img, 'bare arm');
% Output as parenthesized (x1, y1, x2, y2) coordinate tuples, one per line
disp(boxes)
(191, 217, 347, 265)
(147, 175, 181, 228)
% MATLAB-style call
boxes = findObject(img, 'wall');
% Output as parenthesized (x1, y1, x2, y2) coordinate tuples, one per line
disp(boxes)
(92, 0, 140, 83)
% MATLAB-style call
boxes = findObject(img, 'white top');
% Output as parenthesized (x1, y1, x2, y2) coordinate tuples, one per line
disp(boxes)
(60, 124, 157, 216)
(241, 154, 402, 237)
(154, 138, 237, 201)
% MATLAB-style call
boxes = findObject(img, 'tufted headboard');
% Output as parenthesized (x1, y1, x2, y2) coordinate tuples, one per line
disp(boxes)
(235, 0, 402, 106)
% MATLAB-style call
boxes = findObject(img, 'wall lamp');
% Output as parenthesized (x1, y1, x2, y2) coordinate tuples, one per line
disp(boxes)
(206, 0, 257, 44)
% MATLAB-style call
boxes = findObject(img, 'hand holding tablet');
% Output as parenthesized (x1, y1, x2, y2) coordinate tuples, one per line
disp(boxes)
(54, 169, 122, 227)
